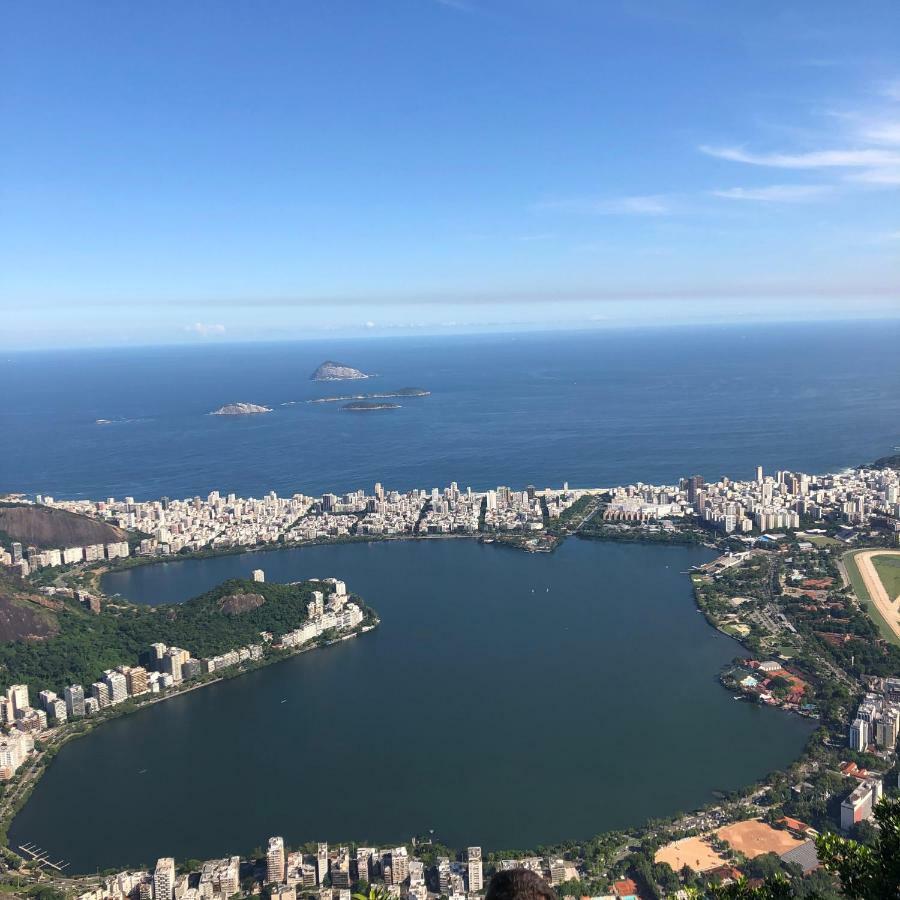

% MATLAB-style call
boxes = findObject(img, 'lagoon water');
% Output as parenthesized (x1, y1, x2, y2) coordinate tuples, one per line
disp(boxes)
(11, 539, 814, 873)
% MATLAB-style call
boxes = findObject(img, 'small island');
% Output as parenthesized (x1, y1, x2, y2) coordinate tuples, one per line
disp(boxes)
(309, 387, 430, 404)
(341, 401, 401, 411)
(311, 360, 372, 381)
(210, 403, 273, 416)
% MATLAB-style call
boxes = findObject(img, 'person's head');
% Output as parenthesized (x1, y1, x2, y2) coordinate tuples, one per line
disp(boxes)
(485, 869, 558, 900)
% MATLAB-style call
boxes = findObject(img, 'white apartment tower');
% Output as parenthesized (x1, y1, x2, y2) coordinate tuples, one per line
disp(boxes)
(467, 847, 483, 892)
(266, 836, 286, 884)
(850, 718, 869, 752)
(316, 843, 328, 885)
(7, 684, 29, 718)
(154, 858, 176, 900)
(103, 670, 128, 705)
(65, 684, 86, 718)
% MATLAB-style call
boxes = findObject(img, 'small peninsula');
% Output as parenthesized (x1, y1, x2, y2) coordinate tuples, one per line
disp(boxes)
(341, 401, 401, 411)
(210, 403, 272, 416)
(311, 360, 372, 381)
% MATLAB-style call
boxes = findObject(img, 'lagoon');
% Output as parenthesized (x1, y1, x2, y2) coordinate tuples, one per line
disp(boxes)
(11, 539, 813, 873)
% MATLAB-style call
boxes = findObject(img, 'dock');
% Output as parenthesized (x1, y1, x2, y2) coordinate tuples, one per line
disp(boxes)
(18, 842, 70, 872)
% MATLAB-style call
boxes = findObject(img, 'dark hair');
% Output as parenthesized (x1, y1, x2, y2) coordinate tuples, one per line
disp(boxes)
(486, 869, 558, 900)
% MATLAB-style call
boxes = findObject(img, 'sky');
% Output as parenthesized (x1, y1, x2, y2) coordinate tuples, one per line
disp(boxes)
(2, 0, 899, 348)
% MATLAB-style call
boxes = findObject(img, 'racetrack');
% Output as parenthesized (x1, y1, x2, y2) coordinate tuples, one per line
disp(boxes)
(852, 550, 900, 642)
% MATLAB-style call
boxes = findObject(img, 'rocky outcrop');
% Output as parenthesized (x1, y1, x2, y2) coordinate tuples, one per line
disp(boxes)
(210, 403, 272, 416)
(217, 592, 266, 615)
(311, 361, 371, 381)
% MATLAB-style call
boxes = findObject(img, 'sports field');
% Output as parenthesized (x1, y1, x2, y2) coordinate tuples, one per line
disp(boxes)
(716, 819, 805, 858)
(873, 554, 900, 603)
(844, 549, 900, 645)
(655, 836, 727, 873)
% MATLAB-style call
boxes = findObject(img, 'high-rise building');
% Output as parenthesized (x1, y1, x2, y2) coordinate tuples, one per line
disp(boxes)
(154, 858, 176, 900)
(548, 858, 566, 886)
(252, 569, 265, 583)
(316, 843, 329, 885)
(91, 681, 111, 708)
(876, 713, 898, 749)
(355, 848, 374, 886)
(124, 666, 150, 696)
(162, 649, 187, 683)
(267, 836, 286, 884)
(849, 718, 869, 752)
(467, 847, 483, 893)
(65, 685, 85, 718)
(840, 779, 883, 831)
(330, 848, 351, 889)
(103, 670, 129, 705)
(756, 465, 764, 484)
(38, 690, 57, 710)
(437, 858, 451, 895)
(383, 848, 408, 886)
(48, 699, 67, 725)
(7, 684, 29, 718)
(686, 475, 705, 504)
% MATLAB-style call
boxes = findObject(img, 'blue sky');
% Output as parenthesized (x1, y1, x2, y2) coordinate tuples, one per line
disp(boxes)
(2, 0, 899, 348)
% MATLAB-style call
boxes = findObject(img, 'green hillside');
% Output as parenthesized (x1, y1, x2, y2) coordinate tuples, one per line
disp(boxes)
(0, 579, 370, 696)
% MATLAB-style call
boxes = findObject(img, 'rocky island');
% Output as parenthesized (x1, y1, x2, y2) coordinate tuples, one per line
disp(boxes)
(210, 403, 273, 416)
(311, 360, 372, 381)
(308, 387, 429, 404)
(341, 401, 401, 411)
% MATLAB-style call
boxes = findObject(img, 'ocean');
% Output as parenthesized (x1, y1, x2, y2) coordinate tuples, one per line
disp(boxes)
(2, 320, 898, 501)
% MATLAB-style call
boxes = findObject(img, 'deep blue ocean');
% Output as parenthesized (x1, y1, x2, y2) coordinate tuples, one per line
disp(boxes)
(2, 321, 899, 501)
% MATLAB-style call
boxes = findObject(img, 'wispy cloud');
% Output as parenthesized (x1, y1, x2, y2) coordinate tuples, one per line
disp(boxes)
(860, 121, 900, 145)
(848, 167, 900, 185)
(184, 322, 226, 336)
(881, 79, 900, 101)
(700, 145, 900, 169)
(711, 184, 832, 202)
(537, 194, 674, 215)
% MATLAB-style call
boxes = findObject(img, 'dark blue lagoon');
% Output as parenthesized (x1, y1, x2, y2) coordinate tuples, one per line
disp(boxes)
(12, 539, 814, 873)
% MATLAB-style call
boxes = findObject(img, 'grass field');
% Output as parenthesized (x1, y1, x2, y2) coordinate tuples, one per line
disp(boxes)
(873, 554, 900, 603)
(844, 550, 900, 646)
(801, 533, 844, 548)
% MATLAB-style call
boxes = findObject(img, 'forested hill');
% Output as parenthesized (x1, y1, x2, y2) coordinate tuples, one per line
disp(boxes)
(0, 579, 365, 696)
(867, 453, 900, 470)
(0, 503, 128, 550)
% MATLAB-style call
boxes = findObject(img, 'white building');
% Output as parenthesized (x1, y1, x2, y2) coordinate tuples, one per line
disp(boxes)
(154, 858, 176, 900)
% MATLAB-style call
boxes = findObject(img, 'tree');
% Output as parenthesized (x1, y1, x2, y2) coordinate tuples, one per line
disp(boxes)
(816, 796, 900, 899)
(353, 887, 394, 900)
(701, 797, 900, 898)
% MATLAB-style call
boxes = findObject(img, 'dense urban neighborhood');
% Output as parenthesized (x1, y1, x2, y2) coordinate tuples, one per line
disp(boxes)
(0, 458, 899, 899)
